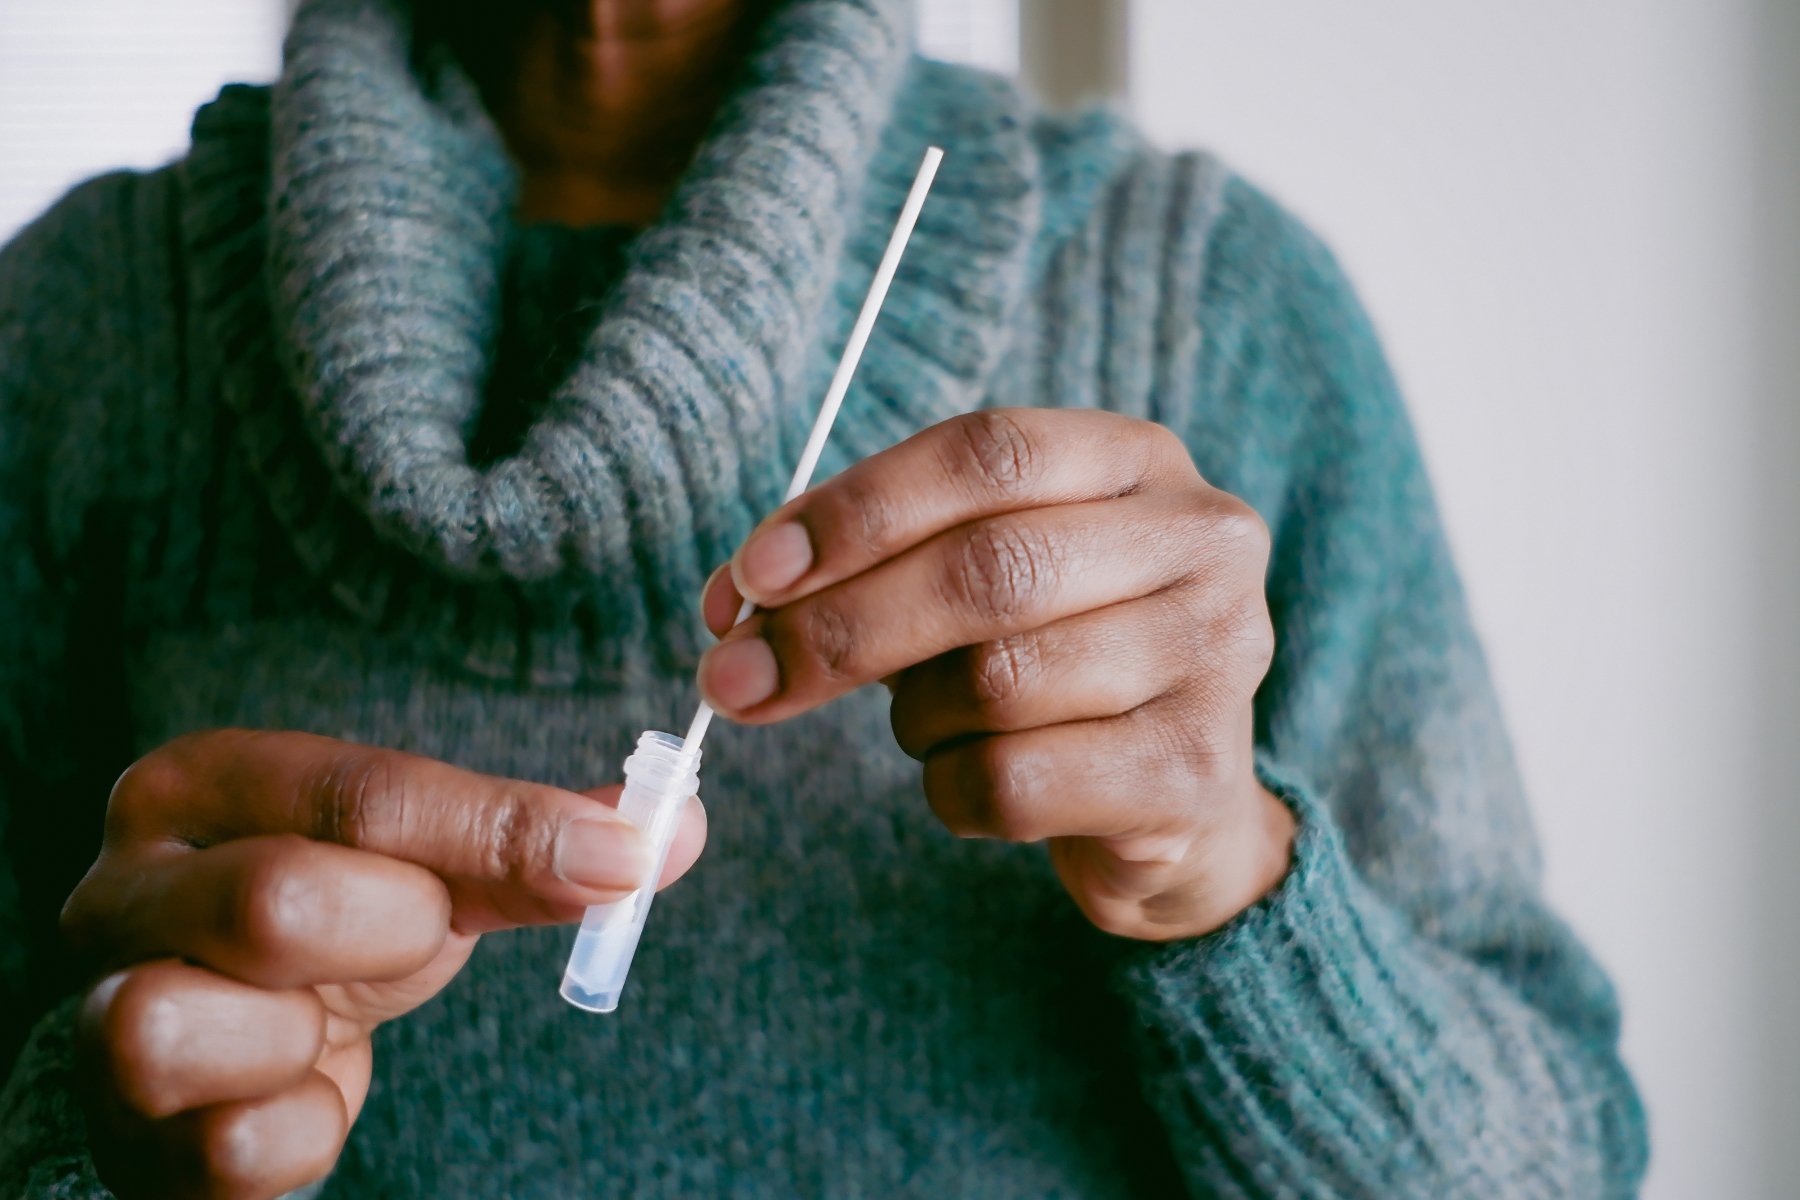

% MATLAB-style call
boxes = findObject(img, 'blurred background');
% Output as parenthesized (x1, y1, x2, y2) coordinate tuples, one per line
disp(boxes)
(4, 1, 1796, 1195)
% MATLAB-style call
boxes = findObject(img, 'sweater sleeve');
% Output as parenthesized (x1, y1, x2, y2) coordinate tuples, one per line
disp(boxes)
(1113, 177, 1649, 1199)
(0, 172, 152, 1198)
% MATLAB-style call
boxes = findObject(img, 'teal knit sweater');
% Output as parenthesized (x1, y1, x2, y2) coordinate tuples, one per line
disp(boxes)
(0, 0, 1647, 1195)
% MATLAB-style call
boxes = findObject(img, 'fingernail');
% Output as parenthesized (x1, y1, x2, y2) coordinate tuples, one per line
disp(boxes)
(557, 819, 651, 890)
(700, 637, 780, 712)
(736, 522, 812, 599)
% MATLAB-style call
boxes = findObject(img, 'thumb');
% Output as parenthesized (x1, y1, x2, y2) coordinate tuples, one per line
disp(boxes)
(580, 785, 709, 893)
(106, 730, 656, 934)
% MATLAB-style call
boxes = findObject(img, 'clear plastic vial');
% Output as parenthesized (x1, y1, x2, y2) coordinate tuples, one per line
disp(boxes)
(559, 731, 700, 1013)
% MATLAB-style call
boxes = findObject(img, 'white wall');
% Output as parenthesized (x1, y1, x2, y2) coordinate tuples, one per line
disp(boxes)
(916, 0, 1019, 75)
(0, 0, 283, 241)
(1128, 3, 1798, 1197)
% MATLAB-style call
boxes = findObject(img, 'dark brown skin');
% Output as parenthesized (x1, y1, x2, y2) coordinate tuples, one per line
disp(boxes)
(697, 409, 1294, 942)
(66, 6, 1293, 1197)
(485, 0, 761, 227)
(63, 731, 705, 1199)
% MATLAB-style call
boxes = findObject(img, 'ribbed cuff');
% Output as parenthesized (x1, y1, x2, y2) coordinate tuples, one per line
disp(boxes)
(1111, 757, 1472, 1195)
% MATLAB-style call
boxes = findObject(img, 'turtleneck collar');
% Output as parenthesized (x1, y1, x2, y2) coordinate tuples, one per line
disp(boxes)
(180, 0, 1046, 685)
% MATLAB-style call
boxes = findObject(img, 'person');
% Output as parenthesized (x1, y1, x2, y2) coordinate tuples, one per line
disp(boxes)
(0, 0, 1648, 1196)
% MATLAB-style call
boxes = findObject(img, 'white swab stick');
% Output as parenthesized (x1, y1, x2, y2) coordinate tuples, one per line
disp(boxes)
(558, 147, 945, 1015)
(677, 145, 944, 761)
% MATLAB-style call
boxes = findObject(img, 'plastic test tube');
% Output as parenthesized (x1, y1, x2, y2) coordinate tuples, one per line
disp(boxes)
(559, 732, 702, 1012)
(559, 145, 943, 1013)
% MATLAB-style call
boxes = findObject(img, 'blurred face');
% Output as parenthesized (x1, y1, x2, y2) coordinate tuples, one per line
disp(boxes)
(420, 0, 766, 225)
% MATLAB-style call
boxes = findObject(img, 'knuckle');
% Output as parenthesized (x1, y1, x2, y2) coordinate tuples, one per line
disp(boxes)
(826, 473, 899, 563)
(201, 1107, 273, 1193)
(229, 836, 323, 954)
(476, 789, 560, 885)
(1144, 419, 1191, 466)
(105, 730, 264, 846)
(945, 520, 1053, 625)
(790, 600, 862, 684)
(950, 741, 1036, 845)
(106, 748, 195, 836)
(306, 747, 402, 849)
(98, 968, 187, 1118)
(1232, 604, 1277, 678)
(1146, 692, 1238, 785)
(949, 409, 1039, 498)
(967, 634, 1040, 722)
(59, 872, 105, 950)
(1195, 590, 1275, 684)
(1207, 495, 1272, 568)
(973, 739, 1041, 842)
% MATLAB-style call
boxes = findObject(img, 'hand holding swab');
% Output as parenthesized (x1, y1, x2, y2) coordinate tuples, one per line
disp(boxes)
(559, 146, 944, 1012)
(676, 144, 943, 764)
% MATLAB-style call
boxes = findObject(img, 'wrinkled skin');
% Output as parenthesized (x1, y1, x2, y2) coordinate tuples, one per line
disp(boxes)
(62, 730, 704, 1199)
(62, 406, 1293, 1199)
(698, 408, 1295, 943)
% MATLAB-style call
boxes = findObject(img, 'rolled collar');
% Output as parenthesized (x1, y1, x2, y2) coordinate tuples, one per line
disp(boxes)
(180, 0, 1043, 684)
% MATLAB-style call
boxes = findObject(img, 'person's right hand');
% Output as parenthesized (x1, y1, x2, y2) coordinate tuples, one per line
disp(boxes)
(58, 729, 706, 1200)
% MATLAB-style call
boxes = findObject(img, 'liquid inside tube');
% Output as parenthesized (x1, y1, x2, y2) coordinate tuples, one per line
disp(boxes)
(560, 897, 655, 1013)
(559, 731, 699, 1012)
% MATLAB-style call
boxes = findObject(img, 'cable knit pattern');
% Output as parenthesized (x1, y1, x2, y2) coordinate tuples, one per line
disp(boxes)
(0, 1, 1645, 1196)
(186, 0, 1042, 685)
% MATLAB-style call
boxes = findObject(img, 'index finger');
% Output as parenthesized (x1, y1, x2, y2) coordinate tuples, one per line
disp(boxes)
(103, 731, 653, 921)
(726, 409, 1193, 609)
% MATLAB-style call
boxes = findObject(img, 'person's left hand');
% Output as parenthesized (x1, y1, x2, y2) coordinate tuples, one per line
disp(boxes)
(697, 408, 1295, 941)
